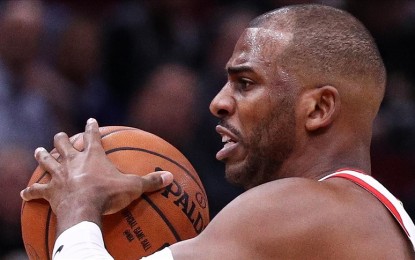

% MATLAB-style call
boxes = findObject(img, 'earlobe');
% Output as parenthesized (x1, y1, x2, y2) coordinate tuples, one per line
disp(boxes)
(305, 86, 340, 131)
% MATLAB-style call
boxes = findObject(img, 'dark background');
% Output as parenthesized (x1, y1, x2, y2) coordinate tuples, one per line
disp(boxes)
(0, 0, 414, 258)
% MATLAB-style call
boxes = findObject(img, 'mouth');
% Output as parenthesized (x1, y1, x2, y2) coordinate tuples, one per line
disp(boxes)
(215, 125, 240, 161)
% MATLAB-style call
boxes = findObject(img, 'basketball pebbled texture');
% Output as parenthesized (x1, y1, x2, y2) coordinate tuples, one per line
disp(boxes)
(21, 126, 210, 260)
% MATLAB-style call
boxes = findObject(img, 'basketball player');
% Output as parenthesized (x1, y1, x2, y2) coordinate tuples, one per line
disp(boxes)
(21, 4, 415, 259)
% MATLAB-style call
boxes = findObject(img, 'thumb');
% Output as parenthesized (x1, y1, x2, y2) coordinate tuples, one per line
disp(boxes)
(141, 171, 174, 193)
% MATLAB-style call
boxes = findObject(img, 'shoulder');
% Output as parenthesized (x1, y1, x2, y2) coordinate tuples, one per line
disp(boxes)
(221, 177, 340, 223)
(218, 177, 342, 233)
(171, 177, 412, 259)
(192, 178, 347, 258)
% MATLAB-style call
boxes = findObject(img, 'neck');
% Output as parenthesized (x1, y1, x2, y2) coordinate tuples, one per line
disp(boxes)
(276, 137, 372, 181)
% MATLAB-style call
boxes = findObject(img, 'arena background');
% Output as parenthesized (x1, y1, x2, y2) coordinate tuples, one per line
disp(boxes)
(0, 0, 414, 258)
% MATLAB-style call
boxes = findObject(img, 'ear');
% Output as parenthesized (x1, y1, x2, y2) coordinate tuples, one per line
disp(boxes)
(302, 86, 340, 131)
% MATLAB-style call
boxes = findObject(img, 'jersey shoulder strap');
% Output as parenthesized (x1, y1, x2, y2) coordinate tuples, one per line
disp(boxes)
(319, 169, 415, 251)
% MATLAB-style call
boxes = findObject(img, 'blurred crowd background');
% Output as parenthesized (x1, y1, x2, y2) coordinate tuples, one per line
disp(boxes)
(0, 0, 414, 258)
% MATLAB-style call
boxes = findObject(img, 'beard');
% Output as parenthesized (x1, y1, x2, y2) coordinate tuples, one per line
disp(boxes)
(224, 96, 297, 189)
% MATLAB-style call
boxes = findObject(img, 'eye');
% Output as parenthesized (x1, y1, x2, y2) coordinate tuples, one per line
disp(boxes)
(237, 78, 254, 91)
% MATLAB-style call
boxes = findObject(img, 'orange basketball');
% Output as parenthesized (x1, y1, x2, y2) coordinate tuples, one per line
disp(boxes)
(21, 126, 210, 259)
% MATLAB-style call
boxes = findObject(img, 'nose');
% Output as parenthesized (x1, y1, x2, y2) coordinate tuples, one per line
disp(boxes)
(209, 84, 235, 118)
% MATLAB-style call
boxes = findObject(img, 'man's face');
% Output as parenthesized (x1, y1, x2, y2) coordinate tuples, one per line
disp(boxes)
(209, 28, 297, 189)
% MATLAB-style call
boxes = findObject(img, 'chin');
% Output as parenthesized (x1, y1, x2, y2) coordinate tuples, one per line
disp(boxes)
(224, 164, 243, 185)
(224, 162, 256, 190)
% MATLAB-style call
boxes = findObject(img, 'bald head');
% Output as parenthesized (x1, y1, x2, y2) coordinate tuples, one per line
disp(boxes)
(248, 4, 386, 122)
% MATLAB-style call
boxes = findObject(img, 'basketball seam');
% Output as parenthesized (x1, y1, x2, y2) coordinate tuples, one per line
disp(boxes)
(104, 129, 206, 196)
(106, 147, 207, 197)
(141, 194, 182, 241)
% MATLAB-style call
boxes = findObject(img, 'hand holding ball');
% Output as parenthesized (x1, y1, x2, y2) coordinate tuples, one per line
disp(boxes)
(21, 125, 209, 259)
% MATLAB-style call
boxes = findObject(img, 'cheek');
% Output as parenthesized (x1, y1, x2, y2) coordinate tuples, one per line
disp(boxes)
(258, 96, 297, 149)
(239, 100, 272, 139)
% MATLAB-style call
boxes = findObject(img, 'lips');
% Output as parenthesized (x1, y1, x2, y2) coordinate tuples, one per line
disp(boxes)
(215, 125, 240, 161)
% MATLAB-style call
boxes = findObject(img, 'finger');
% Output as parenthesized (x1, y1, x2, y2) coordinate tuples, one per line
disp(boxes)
(20, 183, 49, 201)
(141, 171, 174, 193)
(34, 147, 61, 176)
(54, 132, 78, 158)
(83, 118, 103, 151)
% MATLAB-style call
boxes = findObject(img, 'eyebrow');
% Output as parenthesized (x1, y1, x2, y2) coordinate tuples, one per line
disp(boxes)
(226, 65, 255, 75)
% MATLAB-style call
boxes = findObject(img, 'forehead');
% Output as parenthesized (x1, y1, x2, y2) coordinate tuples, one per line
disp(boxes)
(226, 27, 292, 70)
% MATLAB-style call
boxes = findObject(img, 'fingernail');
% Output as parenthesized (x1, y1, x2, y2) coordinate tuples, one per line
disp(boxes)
(34, 147, 46, 156)
(20, 189, 26, 200)
(161, 171, 173, 185)
(87, 118, 96, 124)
